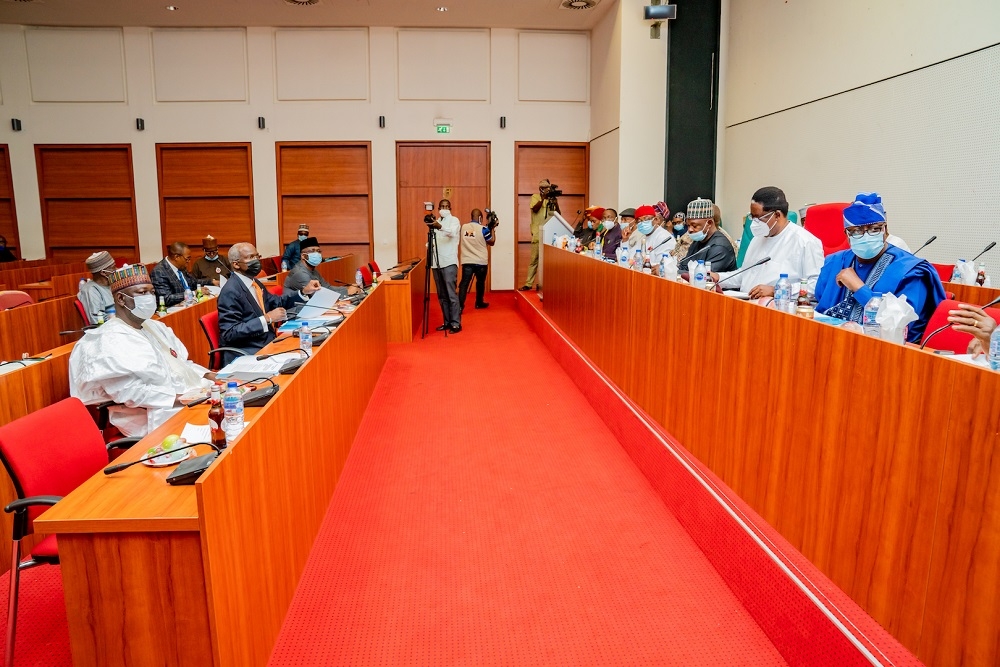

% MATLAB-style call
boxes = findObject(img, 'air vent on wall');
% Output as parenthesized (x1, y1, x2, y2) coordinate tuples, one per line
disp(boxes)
(283, 0, 319, 6)
(560, 0, 599, 9)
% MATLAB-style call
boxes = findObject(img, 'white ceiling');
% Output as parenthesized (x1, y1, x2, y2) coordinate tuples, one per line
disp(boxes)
(0, 0, 614, 30)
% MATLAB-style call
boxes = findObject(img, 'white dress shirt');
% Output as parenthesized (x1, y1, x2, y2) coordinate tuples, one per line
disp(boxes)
(718, 222, 824, 291)
(641, 226, 677, 264)
(430, 213, 461, 269)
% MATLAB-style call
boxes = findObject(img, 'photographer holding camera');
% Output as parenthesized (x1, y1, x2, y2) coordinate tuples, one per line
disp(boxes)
(459, 208, 497, 311)
(520, 178, 561, 291)
(426, 199, 463, 333)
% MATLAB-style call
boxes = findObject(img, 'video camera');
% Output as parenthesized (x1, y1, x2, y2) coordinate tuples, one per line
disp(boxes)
(423, 202, 436, 226)
(545, 183, 563, 200)
(484, 209, 499, 230)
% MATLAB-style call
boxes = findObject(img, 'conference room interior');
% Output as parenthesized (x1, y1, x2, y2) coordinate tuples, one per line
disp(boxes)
(0, 0, 997, 665)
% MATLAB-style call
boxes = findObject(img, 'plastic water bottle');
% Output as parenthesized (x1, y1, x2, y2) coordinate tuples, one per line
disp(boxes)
(355, 268, 364, 288)
(281, 259, 289, 271)
(659, 255, 668, 278)
(618, 246, 629, 269)
(594, 236, 603, 259)
(223, 381, 245, 441)
(693, 260, 707, 289)
(632, 249, 642, 271)
(863, 293, 883, 337)
(106, 306, 116, 320)
(989, 328, 1000, 371)
(183, 288, 194, 306)
(775, 274, 791, 311)
(299, 321, 312, 354)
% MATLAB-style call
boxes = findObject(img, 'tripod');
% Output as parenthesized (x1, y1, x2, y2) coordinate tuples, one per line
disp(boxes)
(421, 222, 450, 338)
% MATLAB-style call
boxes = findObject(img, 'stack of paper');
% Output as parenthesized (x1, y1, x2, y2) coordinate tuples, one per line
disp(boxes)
(217, 352, 301, 380)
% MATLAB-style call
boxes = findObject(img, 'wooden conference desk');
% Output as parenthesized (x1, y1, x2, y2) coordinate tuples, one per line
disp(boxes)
(377, 259, 425, 342)
(542, 246, 998, 667)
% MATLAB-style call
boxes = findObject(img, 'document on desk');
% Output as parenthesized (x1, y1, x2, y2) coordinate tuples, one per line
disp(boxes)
(951, 353, 990, 369)
(217, 352, 301, 380)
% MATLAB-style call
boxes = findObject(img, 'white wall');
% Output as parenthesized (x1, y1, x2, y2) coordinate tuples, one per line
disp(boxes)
(719, 0, 1000, 275)
(0, 24, 594, 290)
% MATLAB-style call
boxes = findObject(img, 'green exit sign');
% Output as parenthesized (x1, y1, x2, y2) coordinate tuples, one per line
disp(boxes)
(436, 125, 451, 134)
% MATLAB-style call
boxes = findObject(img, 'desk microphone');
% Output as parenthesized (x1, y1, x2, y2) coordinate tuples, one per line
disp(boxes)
(919, 293, 1000, 350)
(326, 278, 368, 301)
(912, 236, 936, 256)
(257, 348, 308, 361)
(185, 377, 278, 408)
(972, 241, 997, 262)
(717, 256, 771, 287)
(58, 325, 99, 335)
(680, 245, 713, 265)
(103, 442, 220, 475)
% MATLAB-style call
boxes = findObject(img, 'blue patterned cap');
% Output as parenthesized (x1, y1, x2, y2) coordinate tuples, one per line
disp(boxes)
(843, 192, 887, 227)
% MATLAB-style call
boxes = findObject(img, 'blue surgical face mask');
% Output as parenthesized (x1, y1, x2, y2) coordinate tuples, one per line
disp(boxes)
(298, 234, 308, 242)
(849, 232, 885, 260)
(306, 251, 322, 267)
(637, 220, 654, 235)
(673, 223, 686, 232)
(689, 229, 707, 242)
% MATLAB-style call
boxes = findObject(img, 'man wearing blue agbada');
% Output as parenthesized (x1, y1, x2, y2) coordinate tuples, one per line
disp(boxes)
(814, 192, 946, 342)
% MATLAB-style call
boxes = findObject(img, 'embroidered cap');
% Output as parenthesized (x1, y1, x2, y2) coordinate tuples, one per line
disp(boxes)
(686, 198, 714, 220)
(843, 192, 887, 227)
(85, 251, 116, 274)
(109, 263, 152, 293)
(653, 201, 670, 219)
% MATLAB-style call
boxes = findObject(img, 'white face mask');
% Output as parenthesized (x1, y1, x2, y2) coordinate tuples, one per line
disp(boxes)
(438, 209, 449, 218)
(750, 212, 775, 238)
(127, 293, 157, 320)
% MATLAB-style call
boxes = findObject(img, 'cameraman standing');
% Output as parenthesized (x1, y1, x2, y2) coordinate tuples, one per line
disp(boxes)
(520, 178, 560, 291)
(428, 198, 462, 333)
(459, 208, 496, 311)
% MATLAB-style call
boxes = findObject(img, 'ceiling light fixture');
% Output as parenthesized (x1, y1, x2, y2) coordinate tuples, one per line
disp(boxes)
(165, 4, 178, 9)
(436, 6, 448, 11)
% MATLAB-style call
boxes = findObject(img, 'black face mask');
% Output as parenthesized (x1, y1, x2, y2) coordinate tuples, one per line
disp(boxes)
(242, 259, 262, 278)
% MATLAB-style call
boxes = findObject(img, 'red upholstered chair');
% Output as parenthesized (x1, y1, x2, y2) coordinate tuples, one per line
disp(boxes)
(0, 291, 33, 310)
(260, 256, 279, 277)
(368, 261, 381, 276)
(931, 263, 955, 283)
(0, 398, 137, 667)
(803, 203, 852, 256)
(920, 298, 1000, 353)
(74, 298, 89, 325)
(199, 310, 247, 371)
(359, 265, 373, 287)
(267, 285, 283, 297)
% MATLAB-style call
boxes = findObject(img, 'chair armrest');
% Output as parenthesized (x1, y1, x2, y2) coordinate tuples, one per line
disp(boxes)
(208, 347, 249, 357)
(4, 496, 62, 541)
(107, 437, 141, 453)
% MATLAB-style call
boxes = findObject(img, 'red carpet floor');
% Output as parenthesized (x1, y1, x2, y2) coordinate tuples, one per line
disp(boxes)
(269, 293, 786, 666)
(0, 565, 71, 667)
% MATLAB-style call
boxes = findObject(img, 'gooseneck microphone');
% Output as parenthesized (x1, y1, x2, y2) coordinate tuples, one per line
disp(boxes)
(257, 348, 309, 361)
(59, 325, 99, 336)
(912, 236, 937, 256)
(680, 245, 713, 265)
(185, 376, 278, 408)
(103, 442, 220, 475)
(919, 293, 1000, 350)
(972, 241, 997, 262)
(717, 257, 772, 287)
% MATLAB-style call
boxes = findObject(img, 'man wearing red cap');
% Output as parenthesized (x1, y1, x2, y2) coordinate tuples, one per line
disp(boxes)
(623, 205, 675, 270)
(574, 206, 604, 249)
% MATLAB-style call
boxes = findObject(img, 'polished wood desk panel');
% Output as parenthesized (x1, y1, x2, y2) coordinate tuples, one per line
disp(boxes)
(944, 280, 1000, 305)
(542, 246, 998, 667)
(378, 259, 424, 342)
(36, 285, 388, 667)
(0, 295, 81, 359)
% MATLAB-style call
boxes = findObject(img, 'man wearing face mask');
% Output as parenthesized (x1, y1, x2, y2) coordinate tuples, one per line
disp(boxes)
(814, 192, 945, 342)
(619, 208, 638, 243)
(218, 242, 322, 361)
(715, 187, 823, 299)
(599, 208, 622, 260)
(0, 235, 15, 263)
(574, 206, 603, 249)
(192, 235, 232, 282)
(428, 199, 462, 332)
(282, 224, 311, 271)
(680, 198, 737, 273)
(69, 264, 215, 437)
(630, 205, 675, 268)
(77, 251, 118, 325)
(283, 237, 349, 297)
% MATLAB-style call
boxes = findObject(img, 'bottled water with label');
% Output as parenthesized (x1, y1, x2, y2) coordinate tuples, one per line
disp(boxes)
(183, 288, 194, 306)
(300, 321, 312, 354)
(693, 260, 707, 289)
(222, 381, 245, 441)
(863, 293, 883, 337)
(775, 274, 791, 312)
(618, 246, 629, 269)
(989, 328, 1000, 371)
(355, 268, 364, 288)
(594, 236, 603, 259)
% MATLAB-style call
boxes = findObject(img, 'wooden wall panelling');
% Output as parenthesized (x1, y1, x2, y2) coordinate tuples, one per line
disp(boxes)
(35, 145, 139, 261)
(514, 143, 588, 288)
(0, 146, 19, 259)
(197, 286, 388, 667)
(276, 142, 373, 267)
(541, 247, 999, 667)
(157, 143, 255, 254)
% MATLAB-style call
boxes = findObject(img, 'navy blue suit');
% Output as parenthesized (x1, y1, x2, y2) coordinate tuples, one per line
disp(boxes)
(217, 275, 304, 363)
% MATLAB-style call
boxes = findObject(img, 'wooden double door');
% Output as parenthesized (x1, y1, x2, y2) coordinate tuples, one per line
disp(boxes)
(396, 142, 490, 293)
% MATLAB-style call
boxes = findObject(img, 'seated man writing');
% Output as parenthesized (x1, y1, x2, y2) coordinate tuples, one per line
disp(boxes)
(814, 192, 945, 342)
(714, 186, 824, 298)
(218, 242, 322, 361)
(283, 236, 349, 297)
(69, 264, 214, 437)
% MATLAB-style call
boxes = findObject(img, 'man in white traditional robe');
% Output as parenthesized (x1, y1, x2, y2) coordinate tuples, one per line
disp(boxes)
(70, 263, 214, 437)
(713, 186, 824, 299)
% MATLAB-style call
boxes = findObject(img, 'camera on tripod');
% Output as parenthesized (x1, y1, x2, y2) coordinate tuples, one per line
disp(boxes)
(545, 184, 563, 200)
(485, 209, 499, 230)
(424, 213, 436, 225)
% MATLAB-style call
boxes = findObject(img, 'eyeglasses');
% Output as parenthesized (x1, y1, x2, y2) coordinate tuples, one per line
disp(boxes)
(243, 254, 262, 261)
(845, 223, 886, 239)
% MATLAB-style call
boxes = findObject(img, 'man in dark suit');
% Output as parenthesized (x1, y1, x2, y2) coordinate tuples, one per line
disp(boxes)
(151, 241, 214, 307)
(218, 242, 322, 362)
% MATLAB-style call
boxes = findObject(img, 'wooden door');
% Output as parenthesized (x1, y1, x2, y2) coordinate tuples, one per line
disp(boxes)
(276, 142, 373, 268)
(35, 144, 139, 262)
(0, 146, 19, 260)
(396, 143, 490, 293)
(156, 143, 255, 258)
(514, 143, 589, 287)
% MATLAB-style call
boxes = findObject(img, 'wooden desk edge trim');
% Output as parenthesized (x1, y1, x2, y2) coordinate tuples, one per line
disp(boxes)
(33, 515, 200, 534)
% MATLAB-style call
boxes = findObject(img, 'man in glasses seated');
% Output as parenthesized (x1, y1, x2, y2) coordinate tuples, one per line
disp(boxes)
(814, 192, 945, 342)
(217, 242, 322, 364)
